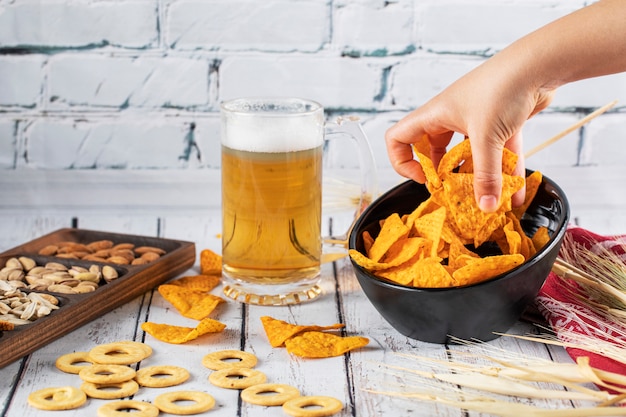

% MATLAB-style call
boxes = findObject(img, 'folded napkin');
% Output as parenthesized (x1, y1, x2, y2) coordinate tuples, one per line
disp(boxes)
(536, 226, 626, 386)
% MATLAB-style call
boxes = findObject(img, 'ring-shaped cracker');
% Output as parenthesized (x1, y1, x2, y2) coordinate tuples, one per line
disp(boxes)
(208, 367, 267, 390)
(154, 390, 216, 415)
(27, 386, 87, 411)
(135, 365, 190, 388)
(119, 340, 153, 357)
(241, 383, 300, 406)
(201, 349, 258, 370)
(79, 364, 136, 384)
(97, 400, 159, 417)
(89, 342, 148, 365)
(81, 379, 139, 400)
(55, 351, 95, 374)
(282, 396, 343, 417)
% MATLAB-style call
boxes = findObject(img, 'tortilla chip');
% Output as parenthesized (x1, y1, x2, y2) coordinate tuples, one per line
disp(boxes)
(362, 230, 375, 256)
(532, 226, 551, 252)
(411, 206, 446, 257)
(447, 239, 479, 270)
(452, 254, 525, 286)
(380, 237, 431, 266)
(501, 147, 519, 176)
(413, 257, 457, 288)
(167, 274, 221, 292)
(376, 254, 425, 286)
(411, 133, 431, 157)
(200, 249, 222, 275)
(415, 151, 442, 191)
(158, 285, 223, 320)
(367, 213, 410, 262)
(513, 170, 543, 219)
(437, 139, 472, 179)
(141, 318, 225, 344)
(260, 316, 344, 348)
(284, 331, 369, 358)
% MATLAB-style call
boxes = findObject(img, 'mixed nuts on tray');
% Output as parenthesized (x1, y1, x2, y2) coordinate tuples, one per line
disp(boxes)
(0, 238, 170, 330)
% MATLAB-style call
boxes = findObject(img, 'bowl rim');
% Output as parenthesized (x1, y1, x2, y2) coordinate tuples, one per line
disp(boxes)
(348, 171, 570, 292)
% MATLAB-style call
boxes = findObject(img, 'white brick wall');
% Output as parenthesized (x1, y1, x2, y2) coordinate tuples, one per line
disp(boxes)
(0, 0, 625, 189)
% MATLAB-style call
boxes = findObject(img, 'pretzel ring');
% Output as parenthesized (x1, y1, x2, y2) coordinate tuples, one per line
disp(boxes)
(97, 400, 159, 417)
(202, 349, 258, 370)
(135, 365, 190, 388)
(118, 340, 153, 357)
(282, 396, 343, 417)
(27, 386, 87, 411)
(81, 379, 139, 399)
(79, 364, 136, 384)
(208, 368, 267, 389)
(154, 390, 216, 415)
(241, 383, 300, 406)
(89, 342, 148, 365)
(55, 351, 95, 374)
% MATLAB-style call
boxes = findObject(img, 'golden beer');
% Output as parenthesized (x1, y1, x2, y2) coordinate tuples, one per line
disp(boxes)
(221, 145, 323, 283)
(220, 97, 376, 305)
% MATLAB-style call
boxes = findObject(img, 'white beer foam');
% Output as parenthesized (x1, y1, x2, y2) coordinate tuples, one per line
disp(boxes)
(223, 117, 324, 153)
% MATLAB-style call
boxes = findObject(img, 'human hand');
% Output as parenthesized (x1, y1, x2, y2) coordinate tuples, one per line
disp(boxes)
(385, 57, 555, 212)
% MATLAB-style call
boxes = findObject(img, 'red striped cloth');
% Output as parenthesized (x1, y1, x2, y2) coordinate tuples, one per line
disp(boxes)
(536, 226, 626, 390)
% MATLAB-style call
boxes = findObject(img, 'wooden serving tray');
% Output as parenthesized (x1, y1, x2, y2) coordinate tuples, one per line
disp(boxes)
(0, 228, 196, 369)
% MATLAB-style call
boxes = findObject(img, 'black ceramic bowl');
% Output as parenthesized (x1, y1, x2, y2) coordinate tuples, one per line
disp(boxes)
(348, 172, 569, 344)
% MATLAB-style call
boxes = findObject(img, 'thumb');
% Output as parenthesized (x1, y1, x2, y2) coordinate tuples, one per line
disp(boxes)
(469, 137, 504, 213)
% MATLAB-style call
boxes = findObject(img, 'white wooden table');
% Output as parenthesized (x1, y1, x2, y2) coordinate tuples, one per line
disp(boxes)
(1, 168, 625, 416)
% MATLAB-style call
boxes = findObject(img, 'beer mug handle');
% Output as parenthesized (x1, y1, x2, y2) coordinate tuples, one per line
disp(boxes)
(322, 117, 378, 255)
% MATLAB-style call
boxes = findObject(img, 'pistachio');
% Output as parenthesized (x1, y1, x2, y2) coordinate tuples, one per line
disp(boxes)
(44, 262, 68, 271)
(28, 266, 47, 276)
(102, 266, 119, 281)
(38, 293, 60, 306)
(73, 284, 96, 294)
(7, 280, 26, 289)
(18, 256, 37, 271)
(30, 284, 50, 292)
(70, 265, 89, 274)
(6, 258, 22, 269)
(7, 269, 25, 281)
(77, 281, 98, 289)
(73, 272, 100, 283)
(47, 284, 76, 294)
(25, 275, 47, 286)
(1, 267, 23, 280)
(58, 279, 80, 288)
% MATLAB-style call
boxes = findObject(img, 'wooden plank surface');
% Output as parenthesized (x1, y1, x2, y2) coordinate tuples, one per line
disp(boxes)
(2, 184, 626, 416)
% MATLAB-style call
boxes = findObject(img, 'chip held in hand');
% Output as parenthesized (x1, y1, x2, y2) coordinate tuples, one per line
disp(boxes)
(349, 138, 550, 288)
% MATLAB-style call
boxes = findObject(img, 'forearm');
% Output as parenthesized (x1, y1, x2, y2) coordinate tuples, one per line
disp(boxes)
(496, 0, 626, 93)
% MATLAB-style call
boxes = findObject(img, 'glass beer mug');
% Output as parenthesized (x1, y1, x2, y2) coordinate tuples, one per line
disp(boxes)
(220, 97, 377, 306)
